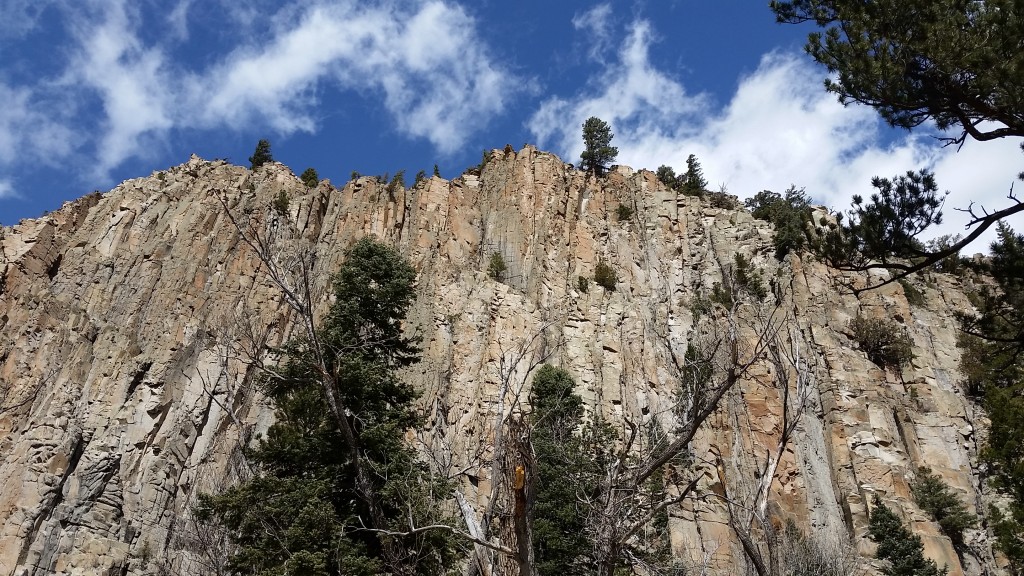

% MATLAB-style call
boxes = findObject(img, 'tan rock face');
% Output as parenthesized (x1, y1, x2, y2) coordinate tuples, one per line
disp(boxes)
(0, 148, 995, 575)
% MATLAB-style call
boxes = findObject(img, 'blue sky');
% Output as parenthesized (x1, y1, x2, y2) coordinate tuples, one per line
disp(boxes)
(1, 0, 1021, 248)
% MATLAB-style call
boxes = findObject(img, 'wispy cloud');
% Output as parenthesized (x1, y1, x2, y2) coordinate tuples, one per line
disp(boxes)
(195, 1, 523, 154)
(572, 3, 614, 61)
(528, 16, 1024, 249)
(3, 0, 524, 182)
(0, 179, 16, 200)
(62, 1, 174, 178)
(0, 82, 76, 166)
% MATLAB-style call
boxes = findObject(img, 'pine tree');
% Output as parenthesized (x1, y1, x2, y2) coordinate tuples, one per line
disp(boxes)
(300, 167, 319, 188)
(868, 496, 946, 576)
(198, 237, 459, 576)
(960, 223, 1024, 570)
(910, 467, 976, 552)
(249, 139, 273, 170)
(771, 0, 1024, 278)
(682, 154, 707, 195)
(580, 117, 618, 176)
(529, 365, 610, 576)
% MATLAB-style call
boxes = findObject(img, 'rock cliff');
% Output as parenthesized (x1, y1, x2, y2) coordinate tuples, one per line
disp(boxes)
(0, 147, 997, 575)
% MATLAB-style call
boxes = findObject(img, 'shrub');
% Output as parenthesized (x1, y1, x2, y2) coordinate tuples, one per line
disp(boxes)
(273, 190, 289, 215)
(734, 253, 767, 300)
(899, 278, 926, 307)
(595, 261, 617, 291)
(911, 467, 976, 551)
(850, 315, 915, 371)
(488, 252, 507, 281)
(710, 254, 767, 308)
(300, 167, 319, 188)
(656, 165, 678, 189)
(387, 170, 405, 199)
(577, 276, 589, 293)
(414, 170, 427, 186)
(616, 203, 634, 222)
(708, 190, 736, 209)
(744, 186, 814, 259)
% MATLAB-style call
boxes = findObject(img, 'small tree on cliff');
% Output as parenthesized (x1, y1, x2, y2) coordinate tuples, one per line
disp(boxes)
(869, 496, 945, 576)
(580, 117, 618, 177)
(249, 139, 273, 170)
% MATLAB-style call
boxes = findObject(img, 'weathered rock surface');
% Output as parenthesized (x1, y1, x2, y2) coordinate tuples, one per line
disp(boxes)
(0, 148, 996, 574)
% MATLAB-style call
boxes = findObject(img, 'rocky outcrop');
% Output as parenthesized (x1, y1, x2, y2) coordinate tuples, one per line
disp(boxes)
(0, 148, 995, 575)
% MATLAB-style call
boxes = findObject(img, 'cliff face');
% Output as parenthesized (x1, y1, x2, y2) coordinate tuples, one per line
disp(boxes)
(0, 147, 994, 575)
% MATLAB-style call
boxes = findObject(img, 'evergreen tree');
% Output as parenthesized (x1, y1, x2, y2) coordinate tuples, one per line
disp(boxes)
(681, 154, 707, 195)
(580, 117, 618, 176)
(744, 186, 814, 259)
(959, 224, 1024, 571)
(656, 165, 678, 189)
(529, 365, 608, 576)
(249, 139, 273, 170)
(300, 167, 319, 188)
(198, 237, 459, 576)
(910, 467, 976, 552)
(868, 496, 945, 576)
(771, 0, 1024, 277)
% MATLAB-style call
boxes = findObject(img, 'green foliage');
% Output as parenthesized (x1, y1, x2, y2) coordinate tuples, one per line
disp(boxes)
(577, 276, 589, 294)
(199, 238, 459, 576)
(300, 167, 319, 188)
(689, 293, 712, 320)
(580, 117, 618, 176)
(682, 154, 707, 196)
(744, 186, 814, 259)
(710, 254, 767, 308)
(869, 496, 946, 576)
(529, 365, 613, 576)
(273, 190, 289, 215)
(910, 467, 976, 551)
(433, 164, 441, 177)
(594, 261, 617, 291)
(249, 139, 273, 170)
(771, 0, 1024, 142)
(655, 165, 677, 189)
(898, 278, 925, 307)
(849, 315, 914, 371)
(414, 170, 426, 186)
(956, 228, 1024, 570)
(387, 170, 405, 199)
(817, 170, 945, 270)
(350, 170, 360, 181)
(949, 223, 1024, 574)
(926, 235, 969, 275)
(488, 252, 507, 281)
(616, 202, 634, 222)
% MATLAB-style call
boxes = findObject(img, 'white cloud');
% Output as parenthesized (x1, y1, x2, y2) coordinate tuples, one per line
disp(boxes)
(0, 83, 76, 166)
(62, 1, 174, 178)
(572, 3, 614, 61)
(166, 0, 194, 41)
(0, 0, 63, 39)
(1, 0, 524, 183)
(195, 1, 522, 153)
(0, 179, 16, 199)
(528, 18, 1024, 252)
